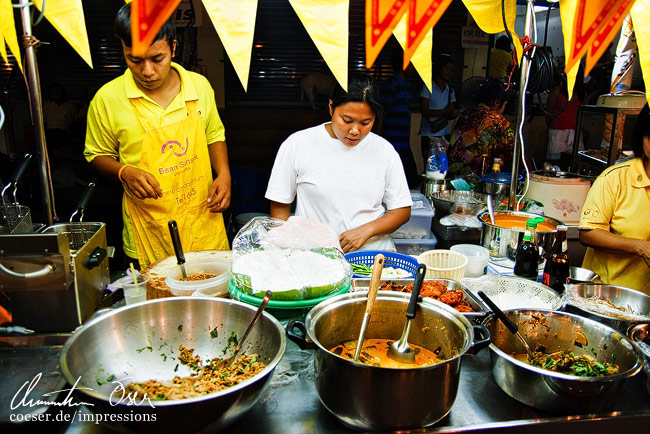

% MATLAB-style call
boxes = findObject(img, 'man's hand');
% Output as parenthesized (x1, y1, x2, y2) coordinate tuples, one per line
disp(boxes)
(339, 226, 373, 253)
(206, 175, 231, 212)
(121, 166, 163, 199)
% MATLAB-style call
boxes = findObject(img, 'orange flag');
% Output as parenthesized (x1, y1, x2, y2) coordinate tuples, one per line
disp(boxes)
(131, 0, 182, 56)
(561, 0, 633, 75)
(403, 0, 452, 70)
(584, 1, 635, 75)
(366, 0, 409, 69)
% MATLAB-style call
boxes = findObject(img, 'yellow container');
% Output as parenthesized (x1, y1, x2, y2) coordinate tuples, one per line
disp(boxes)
(417, 250, 468, 280)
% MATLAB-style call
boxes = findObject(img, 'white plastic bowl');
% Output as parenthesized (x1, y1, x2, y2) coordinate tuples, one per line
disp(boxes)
(165, 259, 231, 297)
(450, 244, 489, 277)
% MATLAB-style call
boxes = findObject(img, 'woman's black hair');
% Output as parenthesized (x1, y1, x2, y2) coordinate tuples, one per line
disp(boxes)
(632, 103, 650, 159)
(476, 78, 507, 107)
(433, 53, 454, 78)
(330, 74, 383, 118)
(114, 2, 176, 49)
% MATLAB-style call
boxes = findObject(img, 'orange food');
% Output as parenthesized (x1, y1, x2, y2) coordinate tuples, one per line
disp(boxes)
(330, 338, 444, 368)
(180, 273, 218, 281)
(491, 216, 556, 232)
(380, 281, 473, 312)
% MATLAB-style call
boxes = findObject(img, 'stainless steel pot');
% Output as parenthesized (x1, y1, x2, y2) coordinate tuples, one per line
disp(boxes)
(286, 291, 490, 431)
(483, 309, 644, 414)
(421, 174, 450, 198)
(477, 210, 563, 261)
(60, 297, 286, 433)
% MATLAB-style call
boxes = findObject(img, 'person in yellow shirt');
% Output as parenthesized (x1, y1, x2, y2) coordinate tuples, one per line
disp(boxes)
(579, 104, 650, 292)
(488, 36, 514, 80)
(84, 3, 230, 267)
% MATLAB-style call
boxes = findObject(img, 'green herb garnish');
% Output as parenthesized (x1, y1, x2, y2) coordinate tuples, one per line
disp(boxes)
(210, 327, 219, 339)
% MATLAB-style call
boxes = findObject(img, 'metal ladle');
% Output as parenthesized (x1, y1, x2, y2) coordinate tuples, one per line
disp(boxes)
(353, 254, 384, 362)
(387, 263, 427, 364)
(486, 194, 496, 225)
(478, 291, 535, 360)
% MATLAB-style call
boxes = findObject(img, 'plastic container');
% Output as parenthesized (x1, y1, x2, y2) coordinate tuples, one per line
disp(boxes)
(393, 231, 438, 257)
(123, 275, 149, 305)
(165, 259, 231, 297)
(392, 193, 435, 239)
(450, 244, 489, 277)
(344, 250, 419, 278)
(417, 249, 468, 280)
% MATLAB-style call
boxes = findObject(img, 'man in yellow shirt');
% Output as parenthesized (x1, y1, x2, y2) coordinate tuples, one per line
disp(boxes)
(84, 3, 230, 267)
(579, 105, 650, 292)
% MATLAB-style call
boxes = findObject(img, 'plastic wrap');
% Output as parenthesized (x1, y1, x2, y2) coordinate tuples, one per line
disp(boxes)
(231, 216, 351, 300)
(563, 284, 650, 322)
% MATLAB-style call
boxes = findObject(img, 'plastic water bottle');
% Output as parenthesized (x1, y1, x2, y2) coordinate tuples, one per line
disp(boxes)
(426, 138, 449, 180)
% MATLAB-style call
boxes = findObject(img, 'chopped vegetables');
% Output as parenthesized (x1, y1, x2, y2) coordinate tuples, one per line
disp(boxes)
(351, 263, 412, 278)
(527, 349, 619, 377)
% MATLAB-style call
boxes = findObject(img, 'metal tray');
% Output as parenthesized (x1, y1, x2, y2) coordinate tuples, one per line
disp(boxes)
(351, 278, 487, 323)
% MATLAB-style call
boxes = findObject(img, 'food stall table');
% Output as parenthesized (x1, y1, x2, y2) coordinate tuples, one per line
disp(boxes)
(2, 329, 649, 434)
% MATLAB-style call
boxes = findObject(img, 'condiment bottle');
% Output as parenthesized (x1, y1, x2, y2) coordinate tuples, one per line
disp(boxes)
(542, 225, 570, 294)
(491, 158, 501, 173)
(513, 221, 539, 280)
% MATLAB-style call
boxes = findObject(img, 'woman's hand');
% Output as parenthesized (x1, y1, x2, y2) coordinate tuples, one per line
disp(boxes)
(206, 175, 231, 213)
(121, 166, 163, 200)
(339, 226, 373, 253)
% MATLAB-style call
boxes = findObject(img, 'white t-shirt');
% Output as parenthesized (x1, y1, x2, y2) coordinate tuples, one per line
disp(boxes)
(265, 123, 413, 251)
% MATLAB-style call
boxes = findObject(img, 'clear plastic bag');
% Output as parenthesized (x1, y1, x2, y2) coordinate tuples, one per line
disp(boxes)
(231, 216, 352, 300)
(426, 137, 449, 180)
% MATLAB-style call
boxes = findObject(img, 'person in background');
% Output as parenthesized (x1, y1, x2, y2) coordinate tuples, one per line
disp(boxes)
(579, 103, 650, 292)
(43, 82, 77, 132)
(419, 54, 460, 171)
(545, 66, 585, 168)
(84, 3, 231, 268)
(378, 49, 419, 189)
(447, 78, 514, 178)
(488, 35, 514, 80)
(266, 74, 412, 253)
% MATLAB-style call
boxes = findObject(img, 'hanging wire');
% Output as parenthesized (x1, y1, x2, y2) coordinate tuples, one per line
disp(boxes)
(12, 0, 46, 26)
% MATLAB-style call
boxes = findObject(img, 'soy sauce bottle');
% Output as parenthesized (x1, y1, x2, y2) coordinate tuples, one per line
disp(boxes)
(514, 221, 539, 280)
(542, 225, 570, 293)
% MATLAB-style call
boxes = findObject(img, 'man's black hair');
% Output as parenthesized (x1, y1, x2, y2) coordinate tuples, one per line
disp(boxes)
(114, 2, 176, 49)
(632, 104, 650, 159)
(495, 35, 511, 52)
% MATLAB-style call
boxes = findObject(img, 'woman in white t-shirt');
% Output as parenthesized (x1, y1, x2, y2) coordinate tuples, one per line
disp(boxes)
(265, 74, 413, 253)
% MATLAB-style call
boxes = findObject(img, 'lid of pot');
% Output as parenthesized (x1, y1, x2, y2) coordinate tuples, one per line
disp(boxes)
(481, 172, 524, 184)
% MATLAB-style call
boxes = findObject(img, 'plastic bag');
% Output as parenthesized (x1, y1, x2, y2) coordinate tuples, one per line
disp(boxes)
(562, 283, 650, 322)
(231, 216, 352, 300)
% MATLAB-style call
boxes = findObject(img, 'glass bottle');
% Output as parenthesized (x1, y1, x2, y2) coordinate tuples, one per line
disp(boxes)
(542, 225, 570, 293)
(492, 158, 502, 173)
(514, 229, 539, 280)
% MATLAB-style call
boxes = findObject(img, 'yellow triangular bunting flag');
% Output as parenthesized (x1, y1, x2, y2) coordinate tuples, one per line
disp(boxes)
(203, 0, 258, 92)
(290, 0, 349, 91)
(462, 0, 522, 64)
(393, 13, 432, 93)
(0, 0, 23, 72)
(33, 0, 93, 68)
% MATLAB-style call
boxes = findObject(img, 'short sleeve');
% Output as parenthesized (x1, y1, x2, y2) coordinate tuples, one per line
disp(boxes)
(84, 95, 119, 162)
(381, 143, 413, 210)
(265, 138, 298, 204)
(579, 174, 615, 231)
(420, 84, 432, 99)
(201, 82, 226, 144)
(450, 88, 456, 103)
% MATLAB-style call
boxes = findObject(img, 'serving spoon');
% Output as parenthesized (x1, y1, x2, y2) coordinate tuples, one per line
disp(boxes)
(387, 263, 427, 364)
(478, 290, 535, 360)
(353, 254, 384, 362)
(217, 290, 273, 369)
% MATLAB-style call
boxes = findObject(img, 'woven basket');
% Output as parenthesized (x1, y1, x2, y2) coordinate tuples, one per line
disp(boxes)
(417, 249, 468, 280)
(462, 274, 562, 311)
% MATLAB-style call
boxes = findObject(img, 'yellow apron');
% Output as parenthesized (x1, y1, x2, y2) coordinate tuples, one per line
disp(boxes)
(126, 98, 229, 267)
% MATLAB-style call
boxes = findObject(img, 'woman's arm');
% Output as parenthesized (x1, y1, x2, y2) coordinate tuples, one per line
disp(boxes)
(270, 201, 292, 221)
(420, 97, 450, 118)
(339, 206, 411, 253)
(579, 228, 650, 268)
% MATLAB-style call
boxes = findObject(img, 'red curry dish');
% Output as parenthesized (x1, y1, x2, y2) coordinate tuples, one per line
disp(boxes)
(380, 281, 473, 312)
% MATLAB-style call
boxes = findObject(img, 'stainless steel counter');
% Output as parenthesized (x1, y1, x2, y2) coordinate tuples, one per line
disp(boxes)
(1, 326, 649, 434)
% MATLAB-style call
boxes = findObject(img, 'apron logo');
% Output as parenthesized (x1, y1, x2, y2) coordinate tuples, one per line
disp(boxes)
(161, 139, 189, 157)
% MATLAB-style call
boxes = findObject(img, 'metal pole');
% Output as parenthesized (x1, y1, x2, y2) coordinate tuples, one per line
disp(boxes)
(508, 0, 535, 210)
(17, 0, 54, 225)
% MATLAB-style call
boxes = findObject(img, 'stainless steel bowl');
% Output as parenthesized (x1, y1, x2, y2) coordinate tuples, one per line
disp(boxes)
(484, 309, 644, 413)
(429, 190, 488, 216)
(477, 211, 563, 261)
(564, 284, 650, 331)
(287, 291, 490, 431)
(568, 266, 601, 283)
(60, 297, 286, 433)
(421, 174, 450, 198)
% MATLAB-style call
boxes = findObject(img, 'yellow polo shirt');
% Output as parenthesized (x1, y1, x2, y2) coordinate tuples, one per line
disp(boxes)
(84, 63, 226, 258)
(579, 158, 650, 292)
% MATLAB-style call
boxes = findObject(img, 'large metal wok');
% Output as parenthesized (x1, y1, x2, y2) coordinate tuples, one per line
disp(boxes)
(59, 297, 286, 433)
(483, 309, 644, 414)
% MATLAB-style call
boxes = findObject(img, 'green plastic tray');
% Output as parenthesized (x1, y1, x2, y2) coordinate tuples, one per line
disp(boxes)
(227, 279, 350, 309)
